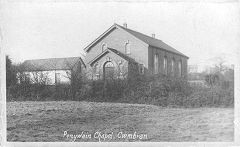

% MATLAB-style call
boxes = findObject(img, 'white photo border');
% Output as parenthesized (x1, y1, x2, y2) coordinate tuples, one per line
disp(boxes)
(0, 0, 240, 147)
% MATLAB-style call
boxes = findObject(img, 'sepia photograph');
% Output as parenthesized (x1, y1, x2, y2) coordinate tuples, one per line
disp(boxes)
(0, 0, 239, 146)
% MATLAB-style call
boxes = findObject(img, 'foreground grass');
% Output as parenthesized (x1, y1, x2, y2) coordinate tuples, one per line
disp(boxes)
(7, 101, 234, 142)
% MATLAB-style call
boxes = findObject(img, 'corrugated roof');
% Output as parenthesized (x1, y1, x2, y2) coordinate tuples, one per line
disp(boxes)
(117, 24, 188, 58)
(22, 57, 84, 71)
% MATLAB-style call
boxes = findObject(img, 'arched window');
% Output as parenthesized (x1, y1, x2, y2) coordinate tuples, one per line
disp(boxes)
(102, 43, 107, 52)
(95, 63, 99, 74)
(118, 61, 124, 79)
(154, 54, 159, 74)
(139, 64, 144, 75)
(125, 41, 131, 54)
(94, 63, 100, 79)
(163, 56, 168, 75)
(178, 60, 182, 77)
(171, 58, 175, 76)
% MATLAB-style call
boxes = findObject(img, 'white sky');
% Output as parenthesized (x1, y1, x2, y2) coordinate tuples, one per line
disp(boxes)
(1, 2, 239, 70)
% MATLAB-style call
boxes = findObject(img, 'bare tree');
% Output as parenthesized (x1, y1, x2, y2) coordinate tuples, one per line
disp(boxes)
(203, 57, 234, 106)
(14, 63, 51, 100)
(64, 59, 85, 100)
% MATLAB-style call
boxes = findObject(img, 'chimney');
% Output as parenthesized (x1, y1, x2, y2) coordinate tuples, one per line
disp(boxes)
(152, 34, 155, 38)
(123, 23, 127, 28)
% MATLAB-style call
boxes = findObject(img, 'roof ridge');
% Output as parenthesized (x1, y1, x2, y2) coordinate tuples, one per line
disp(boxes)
(84, 23, 188, 58)
(22, 56, 84, 71)
(116, 23, 163, 42)
(24, 56, 82, 62)
(116, 23, 188, 58)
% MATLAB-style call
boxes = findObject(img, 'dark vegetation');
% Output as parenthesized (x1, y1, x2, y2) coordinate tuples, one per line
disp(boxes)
(6, 55, 234, 107)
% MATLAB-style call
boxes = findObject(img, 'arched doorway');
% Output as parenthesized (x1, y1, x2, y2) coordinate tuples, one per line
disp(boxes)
(103, 61, 115, 80)
(102, 61, 115, 99)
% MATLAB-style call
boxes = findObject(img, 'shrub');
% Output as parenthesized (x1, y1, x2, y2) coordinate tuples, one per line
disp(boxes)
(7, 69, 234, 108)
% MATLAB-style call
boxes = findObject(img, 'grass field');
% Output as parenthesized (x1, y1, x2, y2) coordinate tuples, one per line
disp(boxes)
(7, 101, 234, 142)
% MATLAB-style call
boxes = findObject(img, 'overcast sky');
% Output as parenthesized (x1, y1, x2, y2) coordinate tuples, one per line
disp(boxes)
(1, 2, 239, 70)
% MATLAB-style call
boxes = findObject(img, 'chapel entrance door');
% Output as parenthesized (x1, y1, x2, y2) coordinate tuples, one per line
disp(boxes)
(103, 61, 115, 99)
(103, 61, 115, 80)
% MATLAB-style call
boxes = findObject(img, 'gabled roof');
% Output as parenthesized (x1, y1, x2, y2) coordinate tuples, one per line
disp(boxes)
(84, 24, 117, 52)
(108, 48, 137, 63)
(84, 23, 188, 58)
(89, 47, 137, 66)
(88, 50, 110, 66)
(116, 24, 188, 58)
(22, 57, 85, 71)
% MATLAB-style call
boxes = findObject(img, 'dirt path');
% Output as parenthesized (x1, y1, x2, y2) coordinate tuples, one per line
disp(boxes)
(7, 101, 234, 142)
